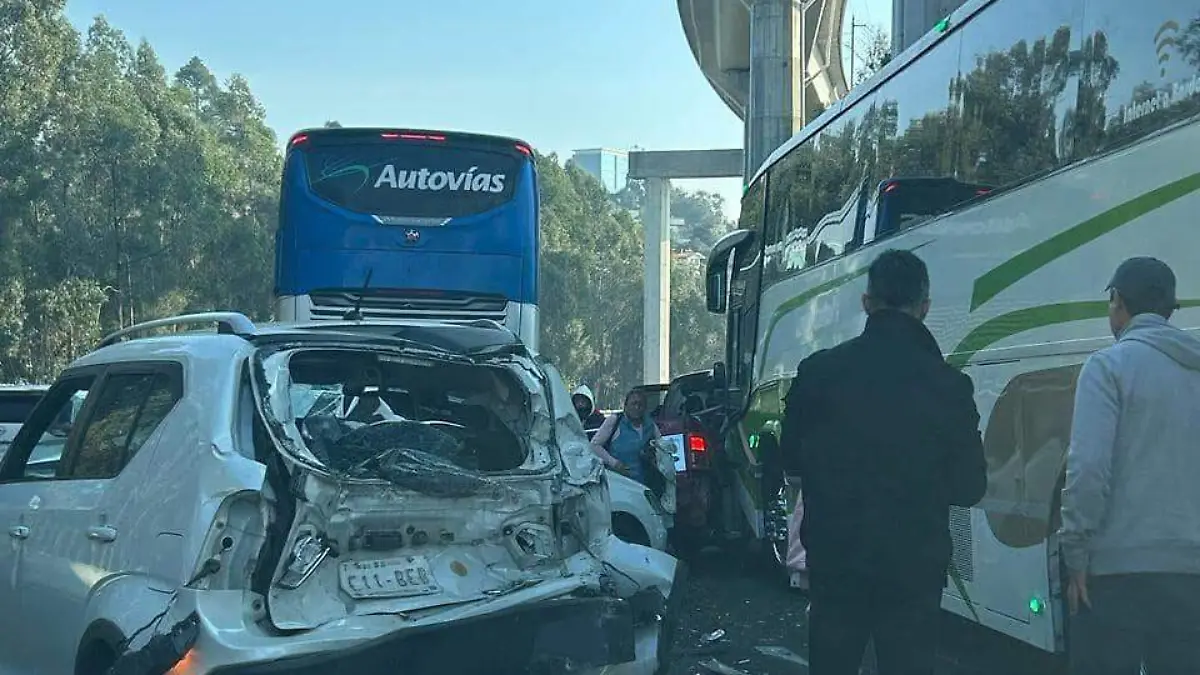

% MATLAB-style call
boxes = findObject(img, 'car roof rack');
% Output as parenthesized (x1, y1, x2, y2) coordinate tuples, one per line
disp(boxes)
(98, 312, 257, 349)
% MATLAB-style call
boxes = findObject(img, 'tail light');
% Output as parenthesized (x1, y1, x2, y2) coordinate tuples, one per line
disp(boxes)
(686, 432, 710, 470)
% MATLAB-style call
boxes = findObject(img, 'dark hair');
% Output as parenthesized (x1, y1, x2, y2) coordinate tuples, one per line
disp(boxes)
(866, 249, 930, 311)
(1115, 290, 1176, 320)
(625, 389, 645, 404)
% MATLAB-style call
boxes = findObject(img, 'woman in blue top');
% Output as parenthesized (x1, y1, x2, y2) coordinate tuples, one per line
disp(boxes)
(590, 388, 661, 484)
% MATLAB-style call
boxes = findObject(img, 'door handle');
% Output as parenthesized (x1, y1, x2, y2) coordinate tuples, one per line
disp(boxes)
(86, 525, 117, 542)
(8, 525, 29, 540)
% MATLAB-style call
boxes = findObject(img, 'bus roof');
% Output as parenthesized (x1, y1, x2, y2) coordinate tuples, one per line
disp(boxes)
(287, 127, 535, 154)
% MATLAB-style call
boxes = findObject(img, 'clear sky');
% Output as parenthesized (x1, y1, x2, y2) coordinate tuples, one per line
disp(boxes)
(64, 0, 891, 219)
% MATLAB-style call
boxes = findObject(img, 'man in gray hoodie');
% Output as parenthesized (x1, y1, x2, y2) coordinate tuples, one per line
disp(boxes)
(1059, 256, 1200, 674)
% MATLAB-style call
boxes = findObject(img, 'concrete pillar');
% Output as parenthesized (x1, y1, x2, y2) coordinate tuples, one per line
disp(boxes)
(642, 177, 671, 384)
(891, 0, 968, 55)
(746, 0, 802, 178)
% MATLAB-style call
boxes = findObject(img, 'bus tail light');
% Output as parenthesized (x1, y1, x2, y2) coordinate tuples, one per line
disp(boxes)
(289, 134, 309, 147)
(515, 143, 532, 156)
(686, 433, 710, 470)
(975, 188, 991, 196)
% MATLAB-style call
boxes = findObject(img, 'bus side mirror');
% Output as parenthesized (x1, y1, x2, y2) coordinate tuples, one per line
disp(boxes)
(711, 362, 727, 391)
(705, 270, 727, 314)
(705, 229, 756, 315)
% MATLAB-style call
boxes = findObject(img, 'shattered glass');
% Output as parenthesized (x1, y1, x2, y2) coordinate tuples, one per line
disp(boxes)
(256, 347, 560, 495)
(301, 416, 501, 497)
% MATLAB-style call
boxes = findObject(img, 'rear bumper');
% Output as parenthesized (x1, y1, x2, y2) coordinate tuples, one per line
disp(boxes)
(209, 596, 637, 675)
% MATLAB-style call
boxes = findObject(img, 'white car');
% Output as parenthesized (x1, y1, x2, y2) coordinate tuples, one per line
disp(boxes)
(0, 313, 682, 675)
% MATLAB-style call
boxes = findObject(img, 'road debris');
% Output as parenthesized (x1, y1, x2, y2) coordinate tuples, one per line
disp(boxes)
(697, 658, 753, 675)
(754, 645, 809, 668)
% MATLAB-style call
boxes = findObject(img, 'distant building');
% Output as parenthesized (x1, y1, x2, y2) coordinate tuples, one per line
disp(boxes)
(672, 249, 705, 269)
(571, 148, 629, 194)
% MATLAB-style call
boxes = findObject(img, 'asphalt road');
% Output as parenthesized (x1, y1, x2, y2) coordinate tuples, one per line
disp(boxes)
(666, 546, 1067, 675)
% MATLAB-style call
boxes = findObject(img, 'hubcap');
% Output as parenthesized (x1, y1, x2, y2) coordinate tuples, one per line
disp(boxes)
(767, 485, 789, 565)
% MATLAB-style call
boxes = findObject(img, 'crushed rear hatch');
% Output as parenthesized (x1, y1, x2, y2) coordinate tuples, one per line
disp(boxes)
(248, 337, 616, 631)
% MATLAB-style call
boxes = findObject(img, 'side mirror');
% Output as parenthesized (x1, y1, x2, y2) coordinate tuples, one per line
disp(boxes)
(705, 229, 756, 315)
(711, 362, 727, 391)
(705, 268, 727, 314)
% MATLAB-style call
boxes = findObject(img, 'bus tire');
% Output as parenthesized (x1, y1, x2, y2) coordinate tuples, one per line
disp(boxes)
(756, 434, 790, 582)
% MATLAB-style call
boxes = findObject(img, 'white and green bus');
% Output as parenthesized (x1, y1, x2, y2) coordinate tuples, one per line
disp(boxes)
(703, 0, 1200, 657)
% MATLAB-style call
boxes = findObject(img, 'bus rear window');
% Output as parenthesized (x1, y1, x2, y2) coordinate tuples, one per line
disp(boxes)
(300, 144, 523, 219)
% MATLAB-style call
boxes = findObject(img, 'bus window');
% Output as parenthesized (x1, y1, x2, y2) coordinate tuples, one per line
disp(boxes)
(870, 177, 993, 241)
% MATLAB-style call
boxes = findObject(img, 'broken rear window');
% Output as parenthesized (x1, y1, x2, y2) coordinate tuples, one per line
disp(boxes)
(257, 348, 541, 495)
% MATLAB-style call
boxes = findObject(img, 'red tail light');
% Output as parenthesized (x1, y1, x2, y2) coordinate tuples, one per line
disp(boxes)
(515, 143, 532, 156)
(975, 188, 991, 196)
(290, 134, 309, 147)
(685, 432, 711, 471)
(884, 181, 899, 193)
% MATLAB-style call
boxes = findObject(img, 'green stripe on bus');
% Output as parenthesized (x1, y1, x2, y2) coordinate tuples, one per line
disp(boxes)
(970, 172, 1200, 312)
(947, 299, 1200, 368)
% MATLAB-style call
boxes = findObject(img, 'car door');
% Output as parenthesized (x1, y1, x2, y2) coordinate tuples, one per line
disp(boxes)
(18, 364, 183, 675)
(0, 373, 98, 675)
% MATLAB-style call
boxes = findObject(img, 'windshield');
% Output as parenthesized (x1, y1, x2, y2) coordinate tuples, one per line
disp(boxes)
(256, 346, 547, 496)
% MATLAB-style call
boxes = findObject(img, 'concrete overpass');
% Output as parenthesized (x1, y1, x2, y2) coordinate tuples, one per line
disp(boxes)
(626, 0, 967, 384)
(676, 0, 851, 175)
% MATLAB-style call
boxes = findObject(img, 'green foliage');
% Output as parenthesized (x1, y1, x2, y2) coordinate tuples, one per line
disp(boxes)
(0, 11, 279, 381)
(853, 25, 893, 86)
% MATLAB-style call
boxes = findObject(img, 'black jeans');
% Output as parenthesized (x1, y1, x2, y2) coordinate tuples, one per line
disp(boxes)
(1069, 573, 1200, 675)
(808, 584, 941, 675)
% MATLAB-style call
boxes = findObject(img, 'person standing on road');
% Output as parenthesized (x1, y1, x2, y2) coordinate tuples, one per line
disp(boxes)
(1059, 257, 1200, 674)
(572, 384, 606, 431)
(590, 387, 661, 484)
(780, 249, 987, 675)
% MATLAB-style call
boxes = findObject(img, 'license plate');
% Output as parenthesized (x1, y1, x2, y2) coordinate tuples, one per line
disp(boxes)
(339, 556, 441, 599)
(662, 434, 687, 473)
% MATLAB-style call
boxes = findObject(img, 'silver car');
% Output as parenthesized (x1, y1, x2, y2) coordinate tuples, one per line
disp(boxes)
(0, 313, 682, 675)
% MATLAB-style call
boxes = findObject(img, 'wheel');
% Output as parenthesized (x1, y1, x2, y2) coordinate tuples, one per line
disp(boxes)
(75, 640, 117, 675)
(755, 435, 791, 582)
(767, 482, 791, 567)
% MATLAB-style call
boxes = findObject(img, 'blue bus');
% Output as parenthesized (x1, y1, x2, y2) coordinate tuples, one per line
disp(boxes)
(275, 127, 540, 349)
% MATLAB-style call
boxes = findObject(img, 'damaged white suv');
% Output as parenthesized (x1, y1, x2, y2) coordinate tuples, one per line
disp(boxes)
(0, 313, 682, 675)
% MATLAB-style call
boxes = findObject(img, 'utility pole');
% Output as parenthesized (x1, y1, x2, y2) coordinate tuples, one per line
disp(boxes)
(848, 15, 869, 86)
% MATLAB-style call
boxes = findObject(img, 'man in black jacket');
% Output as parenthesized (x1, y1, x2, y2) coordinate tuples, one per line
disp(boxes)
(781, 249, 987, 675)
